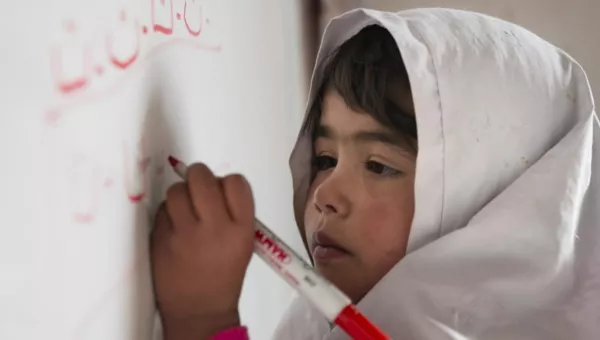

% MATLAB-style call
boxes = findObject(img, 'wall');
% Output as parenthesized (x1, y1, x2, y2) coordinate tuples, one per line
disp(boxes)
(0, 0, 313, 339)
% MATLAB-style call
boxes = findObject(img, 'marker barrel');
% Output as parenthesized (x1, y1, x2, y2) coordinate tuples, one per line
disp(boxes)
(253, 218, 350, 321)
(254, 221, 390, 340)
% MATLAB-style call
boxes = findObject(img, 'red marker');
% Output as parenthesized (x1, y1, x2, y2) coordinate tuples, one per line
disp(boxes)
(167, 155, 391, 340)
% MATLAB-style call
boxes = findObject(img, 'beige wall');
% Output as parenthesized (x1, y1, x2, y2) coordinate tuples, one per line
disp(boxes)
(320, 0, 600, 104)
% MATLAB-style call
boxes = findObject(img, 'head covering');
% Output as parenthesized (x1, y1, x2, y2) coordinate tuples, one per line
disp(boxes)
(274, 7, 599, 340)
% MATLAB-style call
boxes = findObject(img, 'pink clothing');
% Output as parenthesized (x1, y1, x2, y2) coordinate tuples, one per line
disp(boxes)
(209, 326, 249, 340)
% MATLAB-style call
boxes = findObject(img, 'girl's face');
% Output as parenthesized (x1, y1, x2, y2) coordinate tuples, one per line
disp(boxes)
(304, 89, 416, 303)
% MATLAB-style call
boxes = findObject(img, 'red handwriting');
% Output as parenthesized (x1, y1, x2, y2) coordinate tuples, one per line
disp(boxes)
(50, 21, 91, 93)
(151, 0, 174, 35)
(44, 38, 220, 125)
(45, 1, 221, 125)
(107, 10, 140, 69)
(43, 1, 222, 225)
(50, 0, 220, 99)
(184, 0, 203, 37)
(60, 139, 163, 225)
(122, 138, 151, 203)
(68, 155, 104, 223)
(255, 229, 291, 264)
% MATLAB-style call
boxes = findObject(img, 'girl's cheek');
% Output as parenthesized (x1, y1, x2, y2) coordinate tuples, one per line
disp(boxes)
(355, 196, 414, 248)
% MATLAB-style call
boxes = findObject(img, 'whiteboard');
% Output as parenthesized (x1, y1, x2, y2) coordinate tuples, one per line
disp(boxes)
(0, 1, 309, 339)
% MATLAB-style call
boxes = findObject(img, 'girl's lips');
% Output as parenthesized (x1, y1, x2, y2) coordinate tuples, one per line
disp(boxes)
(312, 245, 351, 261)
(311, 230, 351, 261)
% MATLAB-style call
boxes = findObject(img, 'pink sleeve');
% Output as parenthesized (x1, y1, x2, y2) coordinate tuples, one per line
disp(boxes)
(209, 326, 249, 340)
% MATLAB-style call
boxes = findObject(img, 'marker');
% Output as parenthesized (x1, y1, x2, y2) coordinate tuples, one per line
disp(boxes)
(167, 156, 391, 340)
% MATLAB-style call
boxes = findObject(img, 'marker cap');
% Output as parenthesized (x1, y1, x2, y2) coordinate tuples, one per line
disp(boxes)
(334, 305, 390, 340)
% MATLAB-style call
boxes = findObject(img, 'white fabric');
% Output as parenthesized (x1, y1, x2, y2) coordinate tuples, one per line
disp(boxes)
(273, 8, 600, 340)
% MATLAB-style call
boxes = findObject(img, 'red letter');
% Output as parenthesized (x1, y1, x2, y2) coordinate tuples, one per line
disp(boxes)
(183, 0, 203, 37)
(151, 0, 174, 35)
(122, 138, 149, 203)
(50, 20, 90, 93)
(107, 10, 140, 69)
(68, 155, 101, 223)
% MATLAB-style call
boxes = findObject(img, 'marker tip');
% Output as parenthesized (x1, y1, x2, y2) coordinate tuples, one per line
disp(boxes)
(167, 155, 179, 167)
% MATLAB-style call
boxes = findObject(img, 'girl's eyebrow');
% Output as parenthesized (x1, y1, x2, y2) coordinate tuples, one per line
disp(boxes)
(316, 124, 407, 148)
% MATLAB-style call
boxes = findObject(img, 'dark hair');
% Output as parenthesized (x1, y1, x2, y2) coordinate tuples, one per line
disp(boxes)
(302, 25, 417, 152)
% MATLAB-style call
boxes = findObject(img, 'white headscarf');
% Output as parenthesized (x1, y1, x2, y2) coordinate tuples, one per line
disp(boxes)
(273, 8, 599, 340)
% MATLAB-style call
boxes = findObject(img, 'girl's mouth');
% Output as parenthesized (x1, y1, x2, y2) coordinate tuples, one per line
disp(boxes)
(311, 231, 351, 262)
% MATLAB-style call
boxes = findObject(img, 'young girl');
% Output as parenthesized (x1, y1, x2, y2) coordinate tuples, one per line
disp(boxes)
(150, 7, 600, 340)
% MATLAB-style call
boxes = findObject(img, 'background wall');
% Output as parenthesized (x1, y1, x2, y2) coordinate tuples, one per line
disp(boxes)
(319, 0, 600, 104)
(0, 1, 314, 339)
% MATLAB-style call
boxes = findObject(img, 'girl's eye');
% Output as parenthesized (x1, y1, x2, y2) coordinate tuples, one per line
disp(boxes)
(366, 160, 401, 176)
(313, 155, 337, 171)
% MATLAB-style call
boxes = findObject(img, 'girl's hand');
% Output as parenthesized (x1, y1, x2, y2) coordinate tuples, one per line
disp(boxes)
(151, 163, 255, 339)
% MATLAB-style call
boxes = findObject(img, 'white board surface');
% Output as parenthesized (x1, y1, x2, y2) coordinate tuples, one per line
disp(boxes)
(0, 1, 308, 339)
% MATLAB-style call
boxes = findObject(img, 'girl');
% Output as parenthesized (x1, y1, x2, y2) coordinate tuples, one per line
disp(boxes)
(150, 8, 600, 340)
